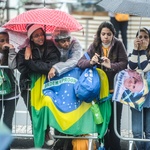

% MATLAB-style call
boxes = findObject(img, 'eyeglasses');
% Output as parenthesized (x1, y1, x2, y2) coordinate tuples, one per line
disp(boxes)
(32, 33, 44, 39)
(0, 39, 9, 43)
(138, 35, 149, 39)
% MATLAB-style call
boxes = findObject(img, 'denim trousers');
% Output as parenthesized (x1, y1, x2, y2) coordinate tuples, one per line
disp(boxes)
(131, 108, 150, 150)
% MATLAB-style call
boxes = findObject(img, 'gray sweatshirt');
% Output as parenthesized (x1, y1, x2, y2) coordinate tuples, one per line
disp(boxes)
(52, 37, 83, 76)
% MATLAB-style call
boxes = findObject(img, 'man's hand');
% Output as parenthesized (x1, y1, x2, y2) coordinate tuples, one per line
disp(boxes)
(48, 67, 56, 80)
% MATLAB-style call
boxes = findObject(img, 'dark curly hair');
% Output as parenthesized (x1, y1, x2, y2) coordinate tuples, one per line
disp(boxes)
(93, 21, 116, 53)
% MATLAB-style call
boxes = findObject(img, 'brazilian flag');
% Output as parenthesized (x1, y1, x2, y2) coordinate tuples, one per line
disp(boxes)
(30, 68, 111, 147)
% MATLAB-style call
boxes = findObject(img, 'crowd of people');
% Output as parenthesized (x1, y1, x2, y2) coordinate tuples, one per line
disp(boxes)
(0, 14, 150, 150)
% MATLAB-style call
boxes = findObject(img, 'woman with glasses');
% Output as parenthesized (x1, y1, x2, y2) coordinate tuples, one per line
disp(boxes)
(128, 28, 150, 150)
(17, 24, 60, 146)
(77, 21, 128, 150)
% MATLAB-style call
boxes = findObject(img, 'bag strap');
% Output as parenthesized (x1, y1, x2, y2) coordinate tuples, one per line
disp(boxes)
(84, 52, 90, 60)
(84, 52, 97, 68)
(0, 70, 4, 123)
(138, 53, 142, 69)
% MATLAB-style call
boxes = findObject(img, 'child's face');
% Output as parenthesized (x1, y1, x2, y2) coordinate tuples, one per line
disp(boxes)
(0, 34, 9, 49)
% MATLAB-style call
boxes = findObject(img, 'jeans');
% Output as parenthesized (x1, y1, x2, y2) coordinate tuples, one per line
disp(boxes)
(104, 102, 123, 150)
(131, 108, 150, 150)
(110, 17, 128, 50)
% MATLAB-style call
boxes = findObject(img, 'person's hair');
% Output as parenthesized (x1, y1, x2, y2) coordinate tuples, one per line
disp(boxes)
(135, 27, 150, 37)
(0, 29, 9, 38)
(52, 28, 71, 41)
(92, 21, 116, 55)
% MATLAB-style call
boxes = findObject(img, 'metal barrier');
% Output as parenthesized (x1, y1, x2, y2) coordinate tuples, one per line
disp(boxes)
(113, 72, 150, 150)
(114, 102, 150, 150)
(0, 67, 98, 149)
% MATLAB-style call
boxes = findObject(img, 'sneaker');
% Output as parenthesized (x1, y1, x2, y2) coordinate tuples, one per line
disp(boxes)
(45, 131, 55, 146)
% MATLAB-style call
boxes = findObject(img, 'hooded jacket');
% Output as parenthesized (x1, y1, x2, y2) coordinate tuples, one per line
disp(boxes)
(52, 37, 83, 76)
(17, 40, 60, 91)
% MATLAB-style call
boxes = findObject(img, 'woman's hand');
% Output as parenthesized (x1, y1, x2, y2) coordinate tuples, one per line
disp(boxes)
(134, 38, 149, 50)
(134, 38, 142, 50)
(101, 56, 111, 68)
(90, 53, 100, 65)
(25, 47, 32, 60)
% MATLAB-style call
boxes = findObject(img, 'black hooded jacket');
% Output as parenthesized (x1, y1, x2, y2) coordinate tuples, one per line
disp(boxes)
(17, 40, 60, 91)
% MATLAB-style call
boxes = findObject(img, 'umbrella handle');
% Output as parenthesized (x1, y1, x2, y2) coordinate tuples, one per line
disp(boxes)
(137, 17, 142, 41)
(137, 17, 142, 50)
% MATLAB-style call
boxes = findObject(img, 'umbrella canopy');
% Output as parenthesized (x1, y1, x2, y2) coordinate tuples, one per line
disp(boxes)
(97, 0, 150, 18)
(3, 8, 83, 33)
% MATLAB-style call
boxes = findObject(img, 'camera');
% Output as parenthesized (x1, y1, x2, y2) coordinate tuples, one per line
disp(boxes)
(98, 57, 104, 63)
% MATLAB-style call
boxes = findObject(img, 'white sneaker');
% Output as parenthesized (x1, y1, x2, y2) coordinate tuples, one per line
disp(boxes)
(45, 132, 55, 146)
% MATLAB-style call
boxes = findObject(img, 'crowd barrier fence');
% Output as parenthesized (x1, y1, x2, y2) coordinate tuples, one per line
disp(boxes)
(0, 66, 98, 150)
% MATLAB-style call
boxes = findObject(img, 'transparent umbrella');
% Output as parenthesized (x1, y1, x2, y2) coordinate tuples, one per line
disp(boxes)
(98, 0, 150, 17)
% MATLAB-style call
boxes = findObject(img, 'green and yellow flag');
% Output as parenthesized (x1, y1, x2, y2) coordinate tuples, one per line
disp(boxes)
(30, 68, 111, 147)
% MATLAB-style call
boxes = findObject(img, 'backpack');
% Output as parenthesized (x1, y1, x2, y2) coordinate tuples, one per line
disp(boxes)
(115, 13, 129, 22)
(0, 70, 12, 95)
(74, 52, 101, 103)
